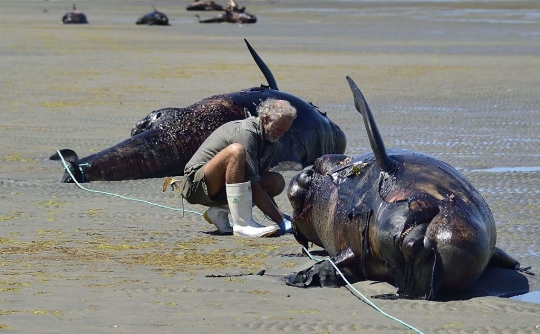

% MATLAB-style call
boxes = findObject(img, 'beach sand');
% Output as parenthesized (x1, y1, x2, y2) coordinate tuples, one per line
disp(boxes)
(1, 1, 540, 333)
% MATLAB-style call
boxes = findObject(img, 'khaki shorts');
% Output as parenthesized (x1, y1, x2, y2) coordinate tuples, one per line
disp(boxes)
(181, 164, 227, 206)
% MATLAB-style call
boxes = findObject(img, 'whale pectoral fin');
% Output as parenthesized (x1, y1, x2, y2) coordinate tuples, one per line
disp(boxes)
(489, 247, 520, 270)
(413, 247, 442, 300)
(331, 247, 360, 268)
(285, 259, 339, 288)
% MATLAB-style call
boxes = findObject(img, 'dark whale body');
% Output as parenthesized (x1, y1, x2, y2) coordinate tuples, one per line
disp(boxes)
(195, 11, 256, 24)
(50, 40, 346, 183)
(286, 76, 520, 300)
(136, 5, 170, 26)
(62, 4, 88, 24)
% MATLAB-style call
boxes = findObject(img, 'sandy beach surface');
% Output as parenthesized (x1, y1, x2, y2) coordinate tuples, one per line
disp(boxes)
(1, 0, 540, 333)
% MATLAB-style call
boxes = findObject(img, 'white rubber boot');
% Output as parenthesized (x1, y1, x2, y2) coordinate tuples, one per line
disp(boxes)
(203, 205, 232, 234)
(226, 181, 279, 238)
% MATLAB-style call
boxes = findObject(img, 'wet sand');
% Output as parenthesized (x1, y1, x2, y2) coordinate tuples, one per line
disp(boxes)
(1, 1, 540, 333)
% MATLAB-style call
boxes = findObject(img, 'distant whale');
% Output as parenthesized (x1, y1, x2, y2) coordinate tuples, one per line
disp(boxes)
(136, 5, 170, 26)
(195, 10, 256, 24)
(61, 4, 88, 24)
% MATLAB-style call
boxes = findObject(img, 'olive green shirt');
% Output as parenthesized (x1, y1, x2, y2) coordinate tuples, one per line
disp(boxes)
(184, 117, 276, 183)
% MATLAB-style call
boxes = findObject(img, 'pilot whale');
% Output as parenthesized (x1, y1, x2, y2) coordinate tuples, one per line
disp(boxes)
(286, 76, 521, 300)
(51, 40, 346, 183)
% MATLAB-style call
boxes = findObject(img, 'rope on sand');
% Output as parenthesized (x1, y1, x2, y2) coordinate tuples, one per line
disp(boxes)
(302, 246, 426, 334)
(55, 150, 201, 216)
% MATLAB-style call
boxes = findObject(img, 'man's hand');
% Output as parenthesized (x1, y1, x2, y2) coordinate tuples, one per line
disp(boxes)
(279, 215, 292, 233)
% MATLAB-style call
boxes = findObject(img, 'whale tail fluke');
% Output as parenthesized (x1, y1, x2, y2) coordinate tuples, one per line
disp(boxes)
(50, 149, 84, 183)
(50, 149, 77, 162)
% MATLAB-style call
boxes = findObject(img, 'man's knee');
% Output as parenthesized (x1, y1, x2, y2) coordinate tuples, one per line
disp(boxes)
(273, 173, 286, 193)
(261, 172, 286, 196)
(227, 143, 246, 159)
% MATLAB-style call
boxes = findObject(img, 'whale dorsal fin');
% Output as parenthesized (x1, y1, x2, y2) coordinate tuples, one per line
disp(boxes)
(152, 4, 157, 12)
(244, 39, 279, 90)
(346, 76, 394, 173)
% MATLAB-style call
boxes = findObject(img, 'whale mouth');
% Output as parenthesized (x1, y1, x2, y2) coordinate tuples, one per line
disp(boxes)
(401, 223, 430, 263)
(395, 199, 440, 254)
